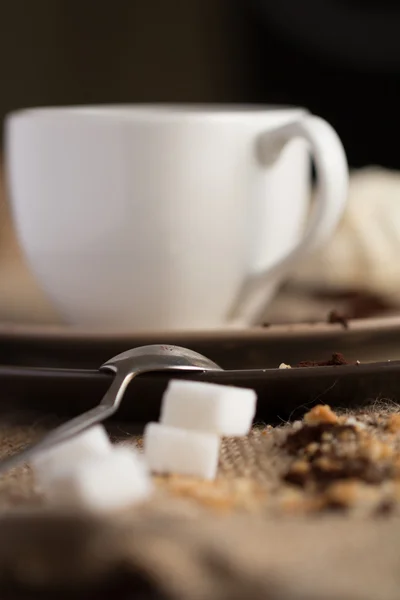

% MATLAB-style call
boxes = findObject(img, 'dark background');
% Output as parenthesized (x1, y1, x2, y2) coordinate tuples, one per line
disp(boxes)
(0, 0, 399, 168)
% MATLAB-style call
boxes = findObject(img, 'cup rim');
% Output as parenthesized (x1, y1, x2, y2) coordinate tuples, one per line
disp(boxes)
(7, 104, 308, 123)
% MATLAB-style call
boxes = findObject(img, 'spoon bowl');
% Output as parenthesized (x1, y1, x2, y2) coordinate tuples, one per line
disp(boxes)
(101, 344, 221, 374)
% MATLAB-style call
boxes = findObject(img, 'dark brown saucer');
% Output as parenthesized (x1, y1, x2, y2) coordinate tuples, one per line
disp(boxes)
(1, 316, 400, 369)
(1, 317, 400, 425)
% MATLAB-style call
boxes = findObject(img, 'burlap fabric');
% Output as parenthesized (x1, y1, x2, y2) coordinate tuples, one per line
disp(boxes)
(1, 403, 400, 599)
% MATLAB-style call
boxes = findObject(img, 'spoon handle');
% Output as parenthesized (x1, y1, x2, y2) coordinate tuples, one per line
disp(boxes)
(0, 371, 134, 475)
(0, 405, 113, 475)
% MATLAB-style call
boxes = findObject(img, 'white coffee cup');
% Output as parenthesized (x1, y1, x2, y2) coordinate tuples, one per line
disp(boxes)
(5, 105, 348, 331)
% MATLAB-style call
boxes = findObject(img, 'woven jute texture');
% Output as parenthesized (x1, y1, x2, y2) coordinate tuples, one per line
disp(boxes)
(2, 403, 400, 599)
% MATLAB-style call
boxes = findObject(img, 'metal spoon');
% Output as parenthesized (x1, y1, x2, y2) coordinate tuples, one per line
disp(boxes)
(0, 344, 222, 475)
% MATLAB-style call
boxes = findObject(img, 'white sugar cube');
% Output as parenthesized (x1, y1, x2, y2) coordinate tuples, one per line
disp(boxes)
(144, 422, 219, 480)
(32, 425, 112, 490)
(45, 446, 153, 512)
(160, 380, 257, 436)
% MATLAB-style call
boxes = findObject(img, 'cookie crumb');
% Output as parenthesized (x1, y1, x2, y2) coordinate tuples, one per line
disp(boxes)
(304, 405, 338, 426)
(292, 420, 303, 431)
(359, 438, 394, 461)
(325, 479, 379, 508)
(387, 414, 400, 434)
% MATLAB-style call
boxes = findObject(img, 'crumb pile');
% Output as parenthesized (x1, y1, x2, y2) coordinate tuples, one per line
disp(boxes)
(279, 353, 355, 369)
(276, 405, 400, 515)
(296, 352, 352, 367)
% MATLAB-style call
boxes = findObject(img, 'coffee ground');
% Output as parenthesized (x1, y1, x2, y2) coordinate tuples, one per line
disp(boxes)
(296, 352, 352, 368)
(312, 288, 396, 319)
(327, 309, 349, 329)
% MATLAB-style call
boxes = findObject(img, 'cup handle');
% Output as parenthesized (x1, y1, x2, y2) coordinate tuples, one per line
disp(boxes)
(229, 115, 349, 326)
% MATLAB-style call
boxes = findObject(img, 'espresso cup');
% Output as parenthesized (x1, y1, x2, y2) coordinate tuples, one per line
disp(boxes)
(5, 105, 348, 330)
